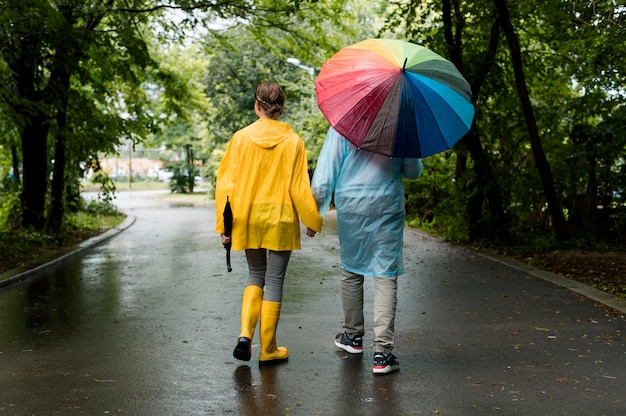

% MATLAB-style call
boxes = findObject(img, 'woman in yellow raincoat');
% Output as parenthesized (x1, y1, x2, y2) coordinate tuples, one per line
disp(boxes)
(216, 82, 323, 364)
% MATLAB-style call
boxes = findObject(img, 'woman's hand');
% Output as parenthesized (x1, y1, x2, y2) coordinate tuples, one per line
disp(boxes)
(306, 228, 317, 237)
(221, 233, 231, 244)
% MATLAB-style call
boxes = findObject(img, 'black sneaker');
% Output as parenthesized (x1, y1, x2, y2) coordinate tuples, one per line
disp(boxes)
(334, 332, 363, 354)
(373, 352, 399, 374)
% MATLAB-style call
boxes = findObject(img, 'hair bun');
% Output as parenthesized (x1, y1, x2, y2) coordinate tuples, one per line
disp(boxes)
(255, 83, 286, 119)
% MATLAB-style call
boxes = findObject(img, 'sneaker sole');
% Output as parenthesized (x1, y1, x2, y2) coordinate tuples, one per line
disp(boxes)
(335, 340, 363, 354)
(373, 364, 400, 374)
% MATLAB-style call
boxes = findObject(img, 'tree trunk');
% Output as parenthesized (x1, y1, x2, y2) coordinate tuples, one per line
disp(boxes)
(443, 0, 509, 240)
(7, 11, 50, 230)
(49, 126, 67, 233)
(48, 69, 71, 233)
(464, 130, 509, 240)
(494, 0, 569, 241)
(21, 114, 49, 229)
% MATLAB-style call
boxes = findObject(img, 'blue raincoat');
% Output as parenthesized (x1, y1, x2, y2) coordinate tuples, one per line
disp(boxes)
(311, 128, 423, 277)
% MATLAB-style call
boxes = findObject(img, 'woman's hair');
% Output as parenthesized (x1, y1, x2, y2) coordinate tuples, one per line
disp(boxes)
(255, 82, 286, 119)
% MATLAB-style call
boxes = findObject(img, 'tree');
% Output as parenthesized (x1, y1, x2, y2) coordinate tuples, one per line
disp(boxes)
(493, 0, 569, 241)
(0, 0, 345, 231)
(442, 0, 509, 240)
(389, 0, 511, 240)
(1, 0, 156, 229)
(386, 0, 625, 243)
(144, 1, 376, 187)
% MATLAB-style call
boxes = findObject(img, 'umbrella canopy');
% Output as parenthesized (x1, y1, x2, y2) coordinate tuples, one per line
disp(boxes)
(315, 38, 475, 158)
(223, 195, 233, 272)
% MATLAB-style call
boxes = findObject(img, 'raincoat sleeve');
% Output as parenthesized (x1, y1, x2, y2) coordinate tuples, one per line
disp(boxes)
(290, 139, 323, 233)
(311, 128, 345, 217)
(401, 158, 423, 180)
(215, 137, 239, 234)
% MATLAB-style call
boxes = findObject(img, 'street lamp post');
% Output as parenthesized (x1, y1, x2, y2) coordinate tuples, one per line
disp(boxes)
(287, 57, 316, 110)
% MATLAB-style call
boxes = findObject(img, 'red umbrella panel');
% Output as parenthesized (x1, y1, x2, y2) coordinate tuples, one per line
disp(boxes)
(315, 39, 475, 158)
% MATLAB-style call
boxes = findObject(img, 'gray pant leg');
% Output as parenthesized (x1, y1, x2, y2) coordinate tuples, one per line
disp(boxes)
(263, 250, 291, 302)
(340, 269, 365, 337)
(373, 276, 397, 353)
(245, 249, 291, 302)
(245, 248, 267, 288)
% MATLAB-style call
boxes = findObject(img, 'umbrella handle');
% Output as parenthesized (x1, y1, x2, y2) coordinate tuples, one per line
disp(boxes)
(224, 241, 232, 273)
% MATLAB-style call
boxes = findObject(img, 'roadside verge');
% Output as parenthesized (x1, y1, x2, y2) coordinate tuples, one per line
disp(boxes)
(0, 215, 136, 289)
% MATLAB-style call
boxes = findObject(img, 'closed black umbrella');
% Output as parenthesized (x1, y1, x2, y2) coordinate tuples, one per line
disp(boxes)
(223, 195, 233, 272)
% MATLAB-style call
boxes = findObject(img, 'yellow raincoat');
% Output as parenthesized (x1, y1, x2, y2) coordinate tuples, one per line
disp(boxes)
(216, 118, 323, 251)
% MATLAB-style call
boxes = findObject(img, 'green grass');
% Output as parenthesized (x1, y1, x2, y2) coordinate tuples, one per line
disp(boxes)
(0, 210, 126, 275)
(81, 180, 170, 193)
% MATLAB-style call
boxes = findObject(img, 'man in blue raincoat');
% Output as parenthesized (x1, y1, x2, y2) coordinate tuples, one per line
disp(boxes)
(311, 127, 423, 374)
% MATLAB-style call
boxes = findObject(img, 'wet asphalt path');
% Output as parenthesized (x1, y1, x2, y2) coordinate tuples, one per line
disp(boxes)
(1, 190, 625, 415)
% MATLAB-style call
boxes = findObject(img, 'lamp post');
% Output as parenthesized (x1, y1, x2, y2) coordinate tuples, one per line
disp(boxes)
(287, 57, 315, 110)
(128, 138, 132, 189)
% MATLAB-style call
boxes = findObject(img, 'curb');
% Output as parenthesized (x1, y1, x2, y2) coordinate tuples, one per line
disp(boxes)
(0, 215, 136, 289)
(405, 227, 626, 315)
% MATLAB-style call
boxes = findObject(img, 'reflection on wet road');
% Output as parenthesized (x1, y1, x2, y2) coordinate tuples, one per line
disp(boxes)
(1, 190, 625, 415)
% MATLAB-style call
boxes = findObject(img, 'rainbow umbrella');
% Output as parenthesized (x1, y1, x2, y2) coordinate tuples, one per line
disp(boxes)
(315, 39, 475, 158)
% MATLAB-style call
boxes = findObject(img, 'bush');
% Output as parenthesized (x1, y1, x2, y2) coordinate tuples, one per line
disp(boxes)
(167, 162, 199, 194)
(90, 170, 117, 204)
(0, 191, 21, 231)
(0, 197, 125, 274)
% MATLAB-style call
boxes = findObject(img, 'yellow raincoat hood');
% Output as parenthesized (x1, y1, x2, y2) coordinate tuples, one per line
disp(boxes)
(216, 119, 322, 251)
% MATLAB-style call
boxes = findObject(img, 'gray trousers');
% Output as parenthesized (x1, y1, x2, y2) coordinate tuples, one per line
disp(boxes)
(340, 269, 398, 353)
(245, 249, 292, 302)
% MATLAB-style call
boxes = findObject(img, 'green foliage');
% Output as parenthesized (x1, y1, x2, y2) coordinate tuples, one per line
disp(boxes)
(404, 152, 473, 241)
(1, 169, 18, 194)
(0, 191, 21, 231)
(0, 229, 56, 272)
(143, 0, 381, 187)
(90, 169, 117, 205)
(167, 161, 199, 194)
(0, 196, 125, 273)
(82, 195, 120, 218)
(67, 199, 124, 230)
(2, 0, 352, 230)
(386, 0, 626, 244)
(1, 0, 624, 247)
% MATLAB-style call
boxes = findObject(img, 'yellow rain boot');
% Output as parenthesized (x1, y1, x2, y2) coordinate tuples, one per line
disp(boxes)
(258, 301, 289, 364)
(233, 285, 263, 361)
